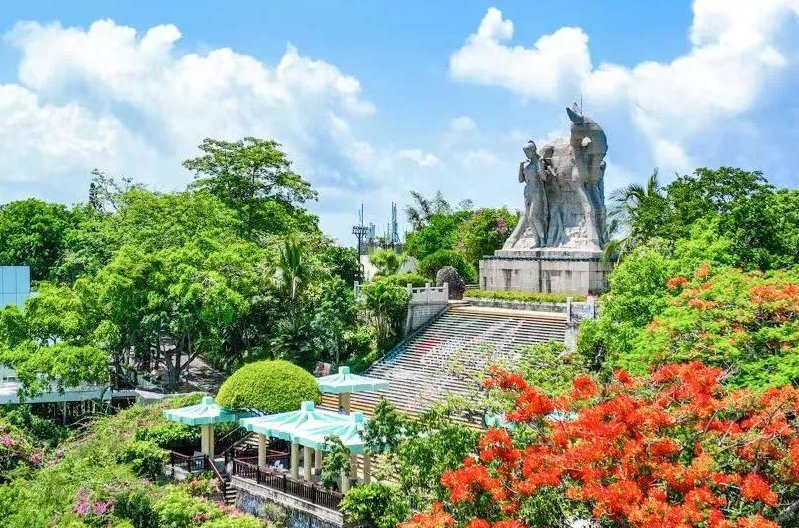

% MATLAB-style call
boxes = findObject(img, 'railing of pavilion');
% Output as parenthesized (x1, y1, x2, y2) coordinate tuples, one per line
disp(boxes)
(232, 459, 343, 511)
(169, 451, 210, 475)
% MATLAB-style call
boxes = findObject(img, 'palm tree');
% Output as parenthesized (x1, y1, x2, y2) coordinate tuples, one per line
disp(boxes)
(405, 190, 452, 230)
(603, 170, 664, 264)
(275, 238, 310, 302)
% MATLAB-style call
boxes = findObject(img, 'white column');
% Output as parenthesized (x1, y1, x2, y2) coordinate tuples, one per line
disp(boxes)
(363, 453, 371, 483)
(340, 469, 350, 493)
(314, 449, 322, 472)
(257, 434, 267, 468)
(290, 441, 300, 479)
(303, 446, 312, 480)
(339, 393, 351, 414)
(200, 424, 211, 457)
(350, 453, 358, 480)
(209, 424, 215, 458)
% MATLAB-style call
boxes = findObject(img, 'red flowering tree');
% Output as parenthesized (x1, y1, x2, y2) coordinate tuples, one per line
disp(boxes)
(629, 265, 799, 390)
(400, 363, 799, 528)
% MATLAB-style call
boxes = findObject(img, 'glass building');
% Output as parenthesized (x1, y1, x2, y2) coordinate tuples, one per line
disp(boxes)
(0, 266, 31, 309)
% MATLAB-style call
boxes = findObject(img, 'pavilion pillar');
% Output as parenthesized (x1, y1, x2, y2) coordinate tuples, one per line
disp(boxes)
(363, 453, 371, 483)
(290, 441, 300, 479)
(257, 434, 268, 469)
(340, 469, 350, 493)
(314, 449, 322, 472)
(209, 425, 215, 458)
(200, 424, 213, 457)
(339, 393, 351, 414)
(303, 446, 313, 480)
(349, 453, 358, 480)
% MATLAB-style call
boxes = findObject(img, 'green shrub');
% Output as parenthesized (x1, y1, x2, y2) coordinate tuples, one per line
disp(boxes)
(152, 486, 221, 528)
(203, 517, 266, 528)
(373, 273, 427, 288)
(464, 289, 585, 303)
(340, 482, 412, 528)
(216, 359, 320, 413)
(114, 491, 158, 528)
(368, 249, 406, 276)
(118, 440, 167, 481)
(417, 250, 476, 283)
(134, 422, 198, 453)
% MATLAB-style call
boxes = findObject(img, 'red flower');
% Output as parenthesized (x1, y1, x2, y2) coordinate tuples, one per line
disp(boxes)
(740, 473, 777, 506)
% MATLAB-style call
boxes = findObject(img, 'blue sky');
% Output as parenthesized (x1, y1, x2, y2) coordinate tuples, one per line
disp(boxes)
(0, 1, 797, 244)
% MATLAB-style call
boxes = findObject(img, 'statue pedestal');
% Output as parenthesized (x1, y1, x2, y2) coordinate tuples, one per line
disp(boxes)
(479, 249, 610, 295)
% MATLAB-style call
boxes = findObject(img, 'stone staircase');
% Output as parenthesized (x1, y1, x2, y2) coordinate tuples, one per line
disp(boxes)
(322, 304, 567, 422)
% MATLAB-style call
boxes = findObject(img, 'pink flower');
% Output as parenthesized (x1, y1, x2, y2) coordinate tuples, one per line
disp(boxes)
(0, 434, 16, 447)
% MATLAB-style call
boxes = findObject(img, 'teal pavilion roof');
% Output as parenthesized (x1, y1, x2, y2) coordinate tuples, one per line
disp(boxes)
(315, 366, 389, 395)
(239, 401, 347, 441)
(290, 411, 368, 454)
(163, 396, 247, 426)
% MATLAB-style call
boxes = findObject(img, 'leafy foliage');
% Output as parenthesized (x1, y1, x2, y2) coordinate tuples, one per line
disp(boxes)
(340, 483, 412, 528)
(359, 282, 411, 350)
(465, 289, 585, 303)
(215, 360, 320, 412)
(607, 167, 799, 270)
(0, 199, 72, 281)
(369, 249, 406, 277)
(320, 435, 351, 489)
(625, 265, 799, 389)
(417, 249, 476, 284)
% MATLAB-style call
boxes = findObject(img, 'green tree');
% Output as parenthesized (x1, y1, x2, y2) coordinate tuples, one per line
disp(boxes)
(404, 191, 452, 231)
(454, 207, 516, 270)
(216, 359, 320, 412)
(368, 249, 406, 277)
(184, 137, 317, 237)
(605, 170, 666, 263)
(0, 199, 72, 280)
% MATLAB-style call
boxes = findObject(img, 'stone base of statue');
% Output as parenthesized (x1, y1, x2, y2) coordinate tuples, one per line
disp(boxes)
(479, 248, 610, 295)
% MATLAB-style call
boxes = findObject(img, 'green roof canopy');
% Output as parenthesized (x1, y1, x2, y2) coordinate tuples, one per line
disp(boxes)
(316, 366, 389, 395)
(291, 411, 368, 454)
(239, 401, 347, 441)
(163, 396, 247, 426)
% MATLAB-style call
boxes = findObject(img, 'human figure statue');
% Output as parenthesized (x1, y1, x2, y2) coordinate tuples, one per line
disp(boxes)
(504, 140, 548, 249)
(502, 105, 608, 252)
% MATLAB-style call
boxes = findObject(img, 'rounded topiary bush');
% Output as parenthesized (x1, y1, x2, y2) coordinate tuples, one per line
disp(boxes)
(216, 360, 320, 413)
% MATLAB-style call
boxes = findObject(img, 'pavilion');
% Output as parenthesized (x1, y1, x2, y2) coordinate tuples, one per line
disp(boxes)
(163, 395, 247, 457)
(315, 366, 389, 413)
(238, 401, 370, 492)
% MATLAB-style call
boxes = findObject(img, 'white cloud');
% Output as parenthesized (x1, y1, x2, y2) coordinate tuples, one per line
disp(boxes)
(450, 8, 590, 100)
(400, 149, 439, 167)
(450, 1, 799, 169)
(0, 19, 376, 203)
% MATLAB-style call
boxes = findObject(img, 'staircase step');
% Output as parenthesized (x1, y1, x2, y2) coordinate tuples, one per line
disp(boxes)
(348, 305, 566, 423)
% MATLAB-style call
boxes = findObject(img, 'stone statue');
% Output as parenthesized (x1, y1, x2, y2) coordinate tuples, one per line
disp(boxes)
(504, 104, 608, 252)
(503, 140, 548, 249)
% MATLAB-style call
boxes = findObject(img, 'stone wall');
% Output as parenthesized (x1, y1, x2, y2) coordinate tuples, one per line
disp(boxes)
(232, 477, 349, 528)
(479, 251, 610, 295)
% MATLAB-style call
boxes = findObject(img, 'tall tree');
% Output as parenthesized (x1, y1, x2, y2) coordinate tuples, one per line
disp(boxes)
(183, 137, 317, 237)
(405, 191, 452, 231)
(0, 199, 72, 281)
(604, 170, 666, 263)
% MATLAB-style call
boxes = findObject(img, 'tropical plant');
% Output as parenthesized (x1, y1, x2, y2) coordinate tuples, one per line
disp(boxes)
(340, 482, 412, 528)
(604, 169, 665, 263)
(405, 191, 452, 231)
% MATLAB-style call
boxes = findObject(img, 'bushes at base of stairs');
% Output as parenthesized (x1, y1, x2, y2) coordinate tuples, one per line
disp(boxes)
(464, 289, 585, 303)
